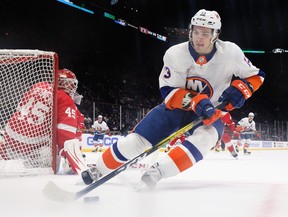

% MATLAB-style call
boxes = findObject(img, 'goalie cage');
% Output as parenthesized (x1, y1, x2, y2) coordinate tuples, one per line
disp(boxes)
(0, 49, 58, 177)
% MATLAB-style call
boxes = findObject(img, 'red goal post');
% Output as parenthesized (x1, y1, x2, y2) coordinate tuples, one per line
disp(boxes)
(0, 49, 58, 177)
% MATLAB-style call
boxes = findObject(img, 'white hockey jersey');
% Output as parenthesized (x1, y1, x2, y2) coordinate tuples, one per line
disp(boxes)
(159, 40, 265, 110)
(92, 120, 109, 134)
(238, 117, 256, 132)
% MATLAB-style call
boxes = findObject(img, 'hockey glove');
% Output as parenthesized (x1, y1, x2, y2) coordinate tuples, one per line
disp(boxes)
(218, 79, 253, 111)
(191, 94, 222, 126)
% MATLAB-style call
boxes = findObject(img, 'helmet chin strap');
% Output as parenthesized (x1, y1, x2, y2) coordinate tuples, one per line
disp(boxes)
(210, 36, 218, 44)
(211, 29, 220, 43)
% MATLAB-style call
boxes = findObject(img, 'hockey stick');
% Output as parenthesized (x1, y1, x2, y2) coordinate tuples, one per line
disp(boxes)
(43, 103, 227, 202)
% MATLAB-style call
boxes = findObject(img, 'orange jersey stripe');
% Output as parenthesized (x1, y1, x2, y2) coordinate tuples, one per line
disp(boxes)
(102, 147, 123, 170)
(246, 75, 264, 91)
(168, 146, 193, 172)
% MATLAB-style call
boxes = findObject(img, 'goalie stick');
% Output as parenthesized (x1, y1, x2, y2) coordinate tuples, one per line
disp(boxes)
(43, 102, 227, 202)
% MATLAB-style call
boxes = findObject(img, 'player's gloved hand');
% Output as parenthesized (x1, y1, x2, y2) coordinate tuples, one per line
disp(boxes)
(218, 79, 253, 111)
(191, 94, 222, 125)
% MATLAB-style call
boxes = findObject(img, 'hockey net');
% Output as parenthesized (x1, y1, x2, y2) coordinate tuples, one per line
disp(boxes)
(0, 49, 58, 177)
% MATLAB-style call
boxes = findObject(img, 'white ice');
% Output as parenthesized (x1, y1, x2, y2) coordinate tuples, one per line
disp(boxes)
(1, 150, 288, 217)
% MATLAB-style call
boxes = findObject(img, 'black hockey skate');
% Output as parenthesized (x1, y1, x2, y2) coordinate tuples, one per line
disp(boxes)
(81, 167, 102, 185)
(243, 148, 251, 155)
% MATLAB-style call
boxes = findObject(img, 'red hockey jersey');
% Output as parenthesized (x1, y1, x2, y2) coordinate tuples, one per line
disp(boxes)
(3, 82, 53, 158)
(57, 90, 78, 152)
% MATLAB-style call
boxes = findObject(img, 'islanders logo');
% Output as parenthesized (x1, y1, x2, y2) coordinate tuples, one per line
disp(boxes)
(186, 77, 213, 97)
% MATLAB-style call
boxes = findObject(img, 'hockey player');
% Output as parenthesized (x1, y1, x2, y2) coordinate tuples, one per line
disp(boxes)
(1, 81, 53, 163)
(56, 68, 88, 174)
(81, 9, 265, 188)
(1, 69, 87, 174)
(220, 112, 239, 158)
(237, 112, 257, 154)
(91, 115, 110, 152)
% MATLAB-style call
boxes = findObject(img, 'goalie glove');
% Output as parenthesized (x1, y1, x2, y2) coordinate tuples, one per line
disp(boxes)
(191, 94, 222, 126)
(218, 79, 254, 111)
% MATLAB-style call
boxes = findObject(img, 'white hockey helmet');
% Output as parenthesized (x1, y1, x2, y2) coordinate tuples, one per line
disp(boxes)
(98, 115, 103, 119)
(189, 9, 221, 42)
(191, 9, 221, 30)
(248, 112, 254, 117)
(58, 68, 78, 97)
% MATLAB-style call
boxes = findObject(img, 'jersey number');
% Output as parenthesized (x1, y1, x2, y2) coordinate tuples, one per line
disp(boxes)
(65, 107, 76, 119)
(18, 97, 50, 125)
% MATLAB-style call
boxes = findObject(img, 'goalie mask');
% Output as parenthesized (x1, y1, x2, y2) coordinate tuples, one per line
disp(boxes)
(189, 9, 221, 43)
(58, 68, 78, 97)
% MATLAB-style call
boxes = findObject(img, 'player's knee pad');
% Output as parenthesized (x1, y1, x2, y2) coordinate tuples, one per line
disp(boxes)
(96, 133, 152, 175)
(186, 125, 219, 156)
(116, 133, 152, 159)
(157, 126, 218, 178)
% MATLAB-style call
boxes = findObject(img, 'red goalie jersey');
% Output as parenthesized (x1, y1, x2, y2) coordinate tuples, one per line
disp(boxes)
(1, 70, 85, 163)
(1, 82, 53, 159)
(57, 89, 78, 153)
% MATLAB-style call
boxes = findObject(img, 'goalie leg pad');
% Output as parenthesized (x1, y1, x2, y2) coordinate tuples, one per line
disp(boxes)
(63, 139, 87, 175)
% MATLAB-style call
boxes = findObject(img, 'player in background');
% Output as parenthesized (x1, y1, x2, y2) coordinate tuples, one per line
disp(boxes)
(219, 112, 240, 158)
(56, 68, 88, 174)
(81, 9, 265, 188)
(236, 112, 257, 154)
(91, 115, 110, 152)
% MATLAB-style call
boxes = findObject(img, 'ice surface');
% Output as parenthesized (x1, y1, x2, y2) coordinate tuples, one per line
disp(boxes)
(0, 150, 288, 217)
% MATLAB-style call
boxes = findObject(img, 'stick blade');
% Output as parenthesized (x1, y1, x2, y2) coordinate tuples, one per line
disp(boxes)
(43, 181, 76, 202)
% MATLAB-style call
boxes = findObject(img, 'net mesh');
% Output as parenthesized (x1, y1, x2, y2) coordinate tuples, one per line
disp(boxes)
(0, 50, 57, 177)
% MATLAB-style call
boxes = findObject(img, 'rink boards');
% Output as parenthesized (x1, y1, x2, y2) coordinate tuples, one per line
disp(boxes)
(80, 133, 288, 152)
